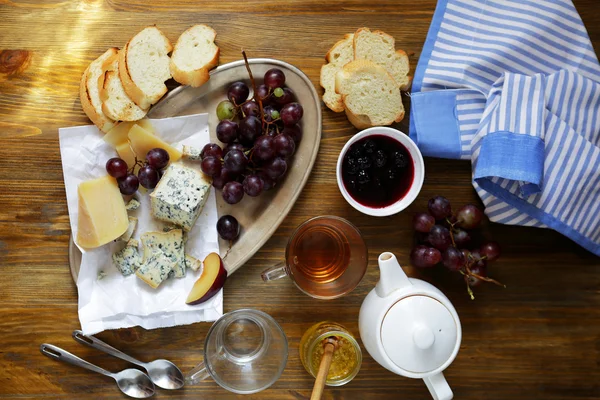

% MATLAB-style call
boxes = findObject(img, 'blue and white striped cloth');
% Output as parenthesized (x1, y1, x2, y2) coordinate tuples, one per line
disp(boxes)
(410, 0, 600, 256)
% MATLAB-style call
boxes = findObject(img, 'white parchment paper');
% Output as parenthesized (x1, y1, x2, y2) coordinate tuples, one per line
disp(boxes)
(59, 113, 222, 335)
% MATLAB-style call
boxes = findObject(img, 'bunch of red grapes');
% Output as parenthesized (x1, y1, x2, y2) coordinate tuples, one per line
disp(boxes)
(106, 148, 170, 195)
(200, 65, 304, 206)
(411, 196, 505, 299)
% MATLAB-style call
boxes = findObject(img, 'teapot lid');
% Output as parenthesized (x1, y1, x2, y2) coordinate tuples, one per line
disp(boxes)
(381, 295, 458, 374)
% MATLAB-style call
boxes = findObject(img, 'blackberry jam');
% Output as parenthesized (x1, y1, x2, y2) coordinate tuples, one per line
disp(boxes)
(341, 135, 414, 208)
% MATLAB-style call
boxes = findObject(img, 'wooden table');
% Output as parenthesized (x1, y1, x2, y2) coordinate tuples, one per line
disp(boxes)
(1, 1, 599, 399)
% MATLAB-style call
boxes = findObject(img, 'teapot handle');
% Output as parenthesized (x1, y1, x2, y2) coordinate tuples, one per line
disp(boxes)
(423, 372, 453, 400)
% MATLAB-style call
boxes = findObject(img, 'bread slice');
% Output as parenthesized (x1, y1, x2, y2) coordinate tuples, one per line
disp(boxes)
(170, 25, 219, 87)
(320, 34, 354, 113)
(353, 28, 410, 90)
(100, 53, 148, 122)
(80, 48, 118, 132)
(118, 26, 173, 109)
(335, 59, 404, 129)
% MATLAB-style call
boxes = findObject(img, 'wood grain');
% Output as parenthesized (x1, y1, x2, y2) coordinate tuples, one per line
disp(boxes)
(0, 1, 599, 399)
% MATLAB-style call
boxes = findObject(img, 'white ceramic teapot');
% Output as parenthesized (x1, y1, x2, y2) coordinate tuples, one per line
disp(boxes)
(359, 252, 461, 400)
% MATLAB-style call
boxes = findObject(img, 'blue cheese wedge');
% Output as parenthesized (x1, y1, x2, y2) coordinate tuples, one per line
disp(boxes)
(118, 216, 138, 242)
(182, 145, 203, 161)
(185, 253, 202, 271)
(150, 163, 211, 231)
(125, 198, 141, 211)
(136, 250, 176, 289)
(141, 229, 185, 278)
(112, 239, 142, 276)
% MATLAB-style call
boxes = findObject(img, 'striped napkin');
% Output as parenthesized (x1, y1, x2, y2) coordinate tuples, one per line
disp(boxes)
(410, 0, 600, 256)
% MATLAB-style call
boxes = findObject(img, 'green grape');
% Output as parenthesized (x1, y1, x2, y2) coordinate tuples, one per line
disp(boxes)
(216, 100, 235, 121)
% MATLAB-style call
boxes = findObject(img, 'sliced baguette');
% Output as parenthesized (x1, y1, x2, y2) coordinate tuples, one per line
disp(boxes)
(170, 24, 219, 87)
(119, 26, 173, 109)
(353, 28, 410, 90)
(80, 48, 118, 132)
(320, 34, 354, 113)
(335, 59, 404, 129)
(100, 53, 148, 122)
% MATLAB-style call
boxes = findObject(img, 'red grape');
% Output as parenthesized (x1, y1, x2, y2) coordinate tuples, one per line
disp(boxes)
(106, 158, 128, 179)
(274, 133, 296, 158)
(146, 148, 169, 170)
(258, 172, 275, 191)
(467, 265, 487, 287)
(216, 120, 239, 144)
(282, 124, 302, 143)
(442, 247, 465, 271)
(469, 250, 487, 268)
(460, 249, 471, 262)
(413, 212, 435, 233)
(239, 116, 262, 144)
(242, 175, 264, 197)
(427, 225, 452, 251)
(223, 149, 248, 174)
(274, 87, 295, 105)
(212, 168, 233, 190)
(118, 174, 139, 195)
(264, 157, 287, 180)
(201, 143, 223, 160)
(254, 135, 276, 161)
(255, 84, 272, 105)
(264, 68, 285, 89)
(201, 156, 222, 177)
(138, 165, 160, 189)
(227, 81, 249, 105)
(411, 245, 442, 268)
(480, 241, 501, 262)
(217, 215, 240, 241)
(222, 181, 244, 204)
(241, 101, 260, 118)
(263, 105, 279, 122)
(453, 229, 471, 247)
(428, 196, 452, 220)
(456, 204, 483, 229)
(280, 102, 303, 126)
(223, 142, 245, 157)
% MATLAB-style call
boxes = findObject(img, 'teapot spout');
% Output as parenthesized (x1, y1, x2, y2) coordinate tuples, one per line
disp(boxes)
(375, 252, 412, 297)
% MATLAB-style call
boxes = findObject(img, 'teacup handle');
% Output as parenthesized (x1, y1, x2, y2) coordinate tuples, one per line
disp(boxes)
(185, 361, 210, 385)
(423, 372, 453, 400)
(261, 261, 288, 282)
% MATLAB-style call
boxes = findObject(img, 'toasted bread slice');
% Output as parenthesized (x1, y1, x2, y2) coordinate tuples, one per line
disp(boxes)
(335, 59, 404, 129)
(170, 24, 219, 87)
(320, 34, 354, 113)
(100, 53, 148, 122)
(80, 48, 118, 132)
(119, 26, 173, 109)
(353, 28, 410, 90)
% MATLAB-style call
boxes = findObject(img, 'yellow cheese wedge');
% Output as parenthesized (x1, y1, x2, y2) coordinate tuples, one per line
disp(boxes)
(128, 124, 182, 163)
(116, 142, 137, 169)
(77, 175, 129, 249)
(103, 119, 155, 148)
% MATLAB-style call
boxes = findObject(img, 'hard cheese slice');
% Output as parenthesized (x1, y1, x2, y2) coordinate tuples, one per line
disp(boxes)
(103, 119, 154, 148)
(115, 142, 137, 169)
(150, 163, 211, 231)
(128, 124, 182, 163)
(77, 175, 129, 249)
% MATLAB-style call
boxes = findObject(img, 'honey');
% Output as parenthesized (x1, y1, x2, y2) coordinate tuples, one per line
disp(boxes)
(299, 321, 361, 386)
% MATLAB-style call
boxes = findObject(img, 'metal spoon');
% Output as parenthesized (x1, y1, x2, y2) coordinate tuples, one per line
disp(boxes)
(72, 330, 184, 390)
(40, 344, 155, 398)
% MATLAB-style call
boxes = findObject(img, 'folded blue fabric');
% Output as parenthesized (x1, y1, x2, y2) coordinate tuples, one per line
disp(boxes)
(411, 0, 600, 256)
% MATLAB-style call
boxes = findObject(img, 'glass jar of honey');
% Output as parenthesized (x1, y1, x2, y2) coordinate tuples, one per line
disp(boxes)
(299, 321, 362, 386)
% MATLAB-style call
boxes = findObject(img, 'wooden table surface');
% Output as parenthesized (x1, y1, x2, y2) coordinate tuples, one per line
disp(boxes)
(1, 1, 599, 399)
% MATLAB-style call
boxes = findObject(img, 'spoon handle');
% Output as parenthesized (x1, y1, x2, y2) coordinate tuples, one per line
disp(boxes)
(73, 330, 144, 368)
(40, 344, 114, 378)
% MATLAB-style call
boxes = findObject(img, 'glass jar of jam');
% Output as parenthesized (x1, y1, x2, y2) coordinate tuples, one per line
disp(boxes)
(299, 321, 362, 386)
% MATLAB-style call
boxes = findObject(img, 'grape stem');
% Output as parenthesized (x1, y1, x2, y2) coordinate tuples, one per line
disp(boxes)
(241, 50, 264, 123)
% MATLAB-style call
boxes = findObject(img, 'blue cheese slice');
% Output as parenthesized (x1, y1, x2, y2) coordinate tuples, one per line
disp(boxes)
(182, 145, 203, 161)
(112, 239, 141, 276)
(141, 229, 185, 278)
(125, 198, 141, 211)
(185, 253, 202, 271)
(136, 250, 176, 289)
(118, 216, 138, 242)
(150, 163, 211, 231)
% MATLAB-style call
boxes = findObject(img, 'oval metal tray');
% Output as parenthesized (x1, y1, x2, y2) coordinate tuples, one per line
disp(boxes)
(69, 58, 322, 282)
